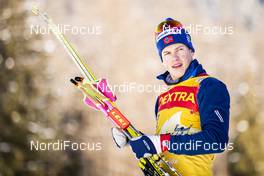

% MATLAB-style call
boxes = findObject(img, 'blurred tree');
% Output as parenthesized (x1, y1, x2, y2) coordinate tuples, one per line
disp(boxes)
(228, 82, 264, 176)
(0, 0, 86, 175)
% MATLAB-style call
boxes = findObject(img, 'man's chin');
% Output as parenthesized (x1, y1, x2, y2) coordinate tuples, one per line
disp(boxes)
(169, 72, 184, 80)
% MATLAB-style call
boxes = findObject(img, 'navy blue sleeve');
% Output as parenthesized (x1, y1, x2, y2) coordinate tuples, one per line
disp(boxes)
(168, 77, 230, 155)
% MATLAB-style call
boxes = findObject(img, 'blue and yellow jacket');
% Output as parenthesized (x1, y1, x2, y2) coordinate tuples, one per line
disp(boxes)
(155, 59, 230, 176)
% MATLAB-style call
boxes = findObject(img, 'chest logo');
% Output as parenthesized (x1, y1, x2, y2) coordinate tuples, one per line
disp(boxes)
(158, 86, 199, 111)
(159, 91, 195, 105)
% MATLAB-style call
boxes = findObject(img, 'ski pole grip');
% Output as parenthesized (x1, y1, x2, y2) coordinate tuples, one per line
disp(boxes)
(108, 108, 131, 130)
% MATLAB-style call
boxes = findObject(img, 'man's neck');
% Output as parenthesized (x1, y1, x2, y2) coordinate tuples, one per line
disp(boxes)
(166, 74, 180, 84)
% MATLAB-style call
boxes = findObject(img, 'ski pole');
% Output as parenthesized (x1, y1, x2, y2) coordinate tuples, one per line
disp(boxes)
(32, 5, 96, 83)
(32, 6, 180, 176)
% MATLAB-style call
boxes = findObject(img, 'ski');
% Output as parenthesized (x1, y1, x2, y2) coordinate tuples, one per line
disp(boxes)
(32, 5, 181, 176)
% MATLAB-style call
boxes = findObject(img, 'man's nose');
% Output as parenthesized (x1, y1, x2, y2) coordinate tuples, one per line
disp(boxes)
(171, 52, 180, 61)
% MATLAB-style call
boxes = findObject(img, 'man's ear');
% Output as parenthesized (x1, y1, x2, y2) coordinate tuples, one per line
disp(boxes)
(190, 50, 194, 58)
(161, 59, 166, 68)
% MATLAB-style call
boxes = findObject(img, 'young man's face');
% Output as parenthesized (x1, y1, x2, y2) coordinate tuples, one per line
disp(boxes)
(161, 43, 194, 80)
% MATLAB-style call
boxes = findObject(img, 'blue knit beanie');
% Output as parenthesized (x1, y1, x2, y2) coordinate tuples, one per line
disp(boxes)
(155, 18, 195, 61)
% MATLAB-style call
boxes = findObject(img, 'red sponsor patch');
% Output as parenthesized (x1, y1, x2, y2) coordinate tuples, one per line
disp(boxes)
(163, 36, 174, 44)
(158, 86, 199, 112)
(160, 134, 170, 152)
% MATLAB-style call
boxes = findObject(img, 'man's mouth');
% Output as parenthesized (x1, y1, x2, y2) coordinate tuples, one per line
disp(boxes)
(172, 63, 182, 69)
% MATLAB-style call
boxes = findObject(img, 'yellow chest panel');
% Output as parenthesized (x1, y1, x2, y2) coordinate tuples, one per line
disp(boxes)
(156, 76, 208, 135)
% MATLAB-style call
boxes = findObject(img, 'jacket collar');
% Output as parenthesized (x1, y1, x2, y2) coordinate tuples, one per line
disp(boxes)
(157, 59, 207, 85)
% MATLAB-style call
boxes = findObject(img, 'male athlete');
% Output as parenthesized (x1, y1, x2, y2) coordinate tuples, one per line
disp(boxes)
(112, 18, 230, 176)
(81, 18, 230, 175)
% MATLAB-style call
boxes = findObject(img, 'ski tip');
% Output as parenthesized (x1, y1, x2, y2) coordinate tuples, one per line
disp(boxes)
(31, 4, 40, 16)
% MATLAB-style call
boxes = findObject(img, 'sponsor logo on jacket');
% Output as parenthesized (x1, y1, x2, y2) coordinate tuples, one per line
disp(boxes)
(158, 86, 199, 111)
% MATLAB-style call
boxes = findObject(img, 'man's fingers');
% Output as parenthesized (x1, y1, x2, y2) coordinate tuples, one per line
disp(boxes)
(111, 127, 128, 148)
